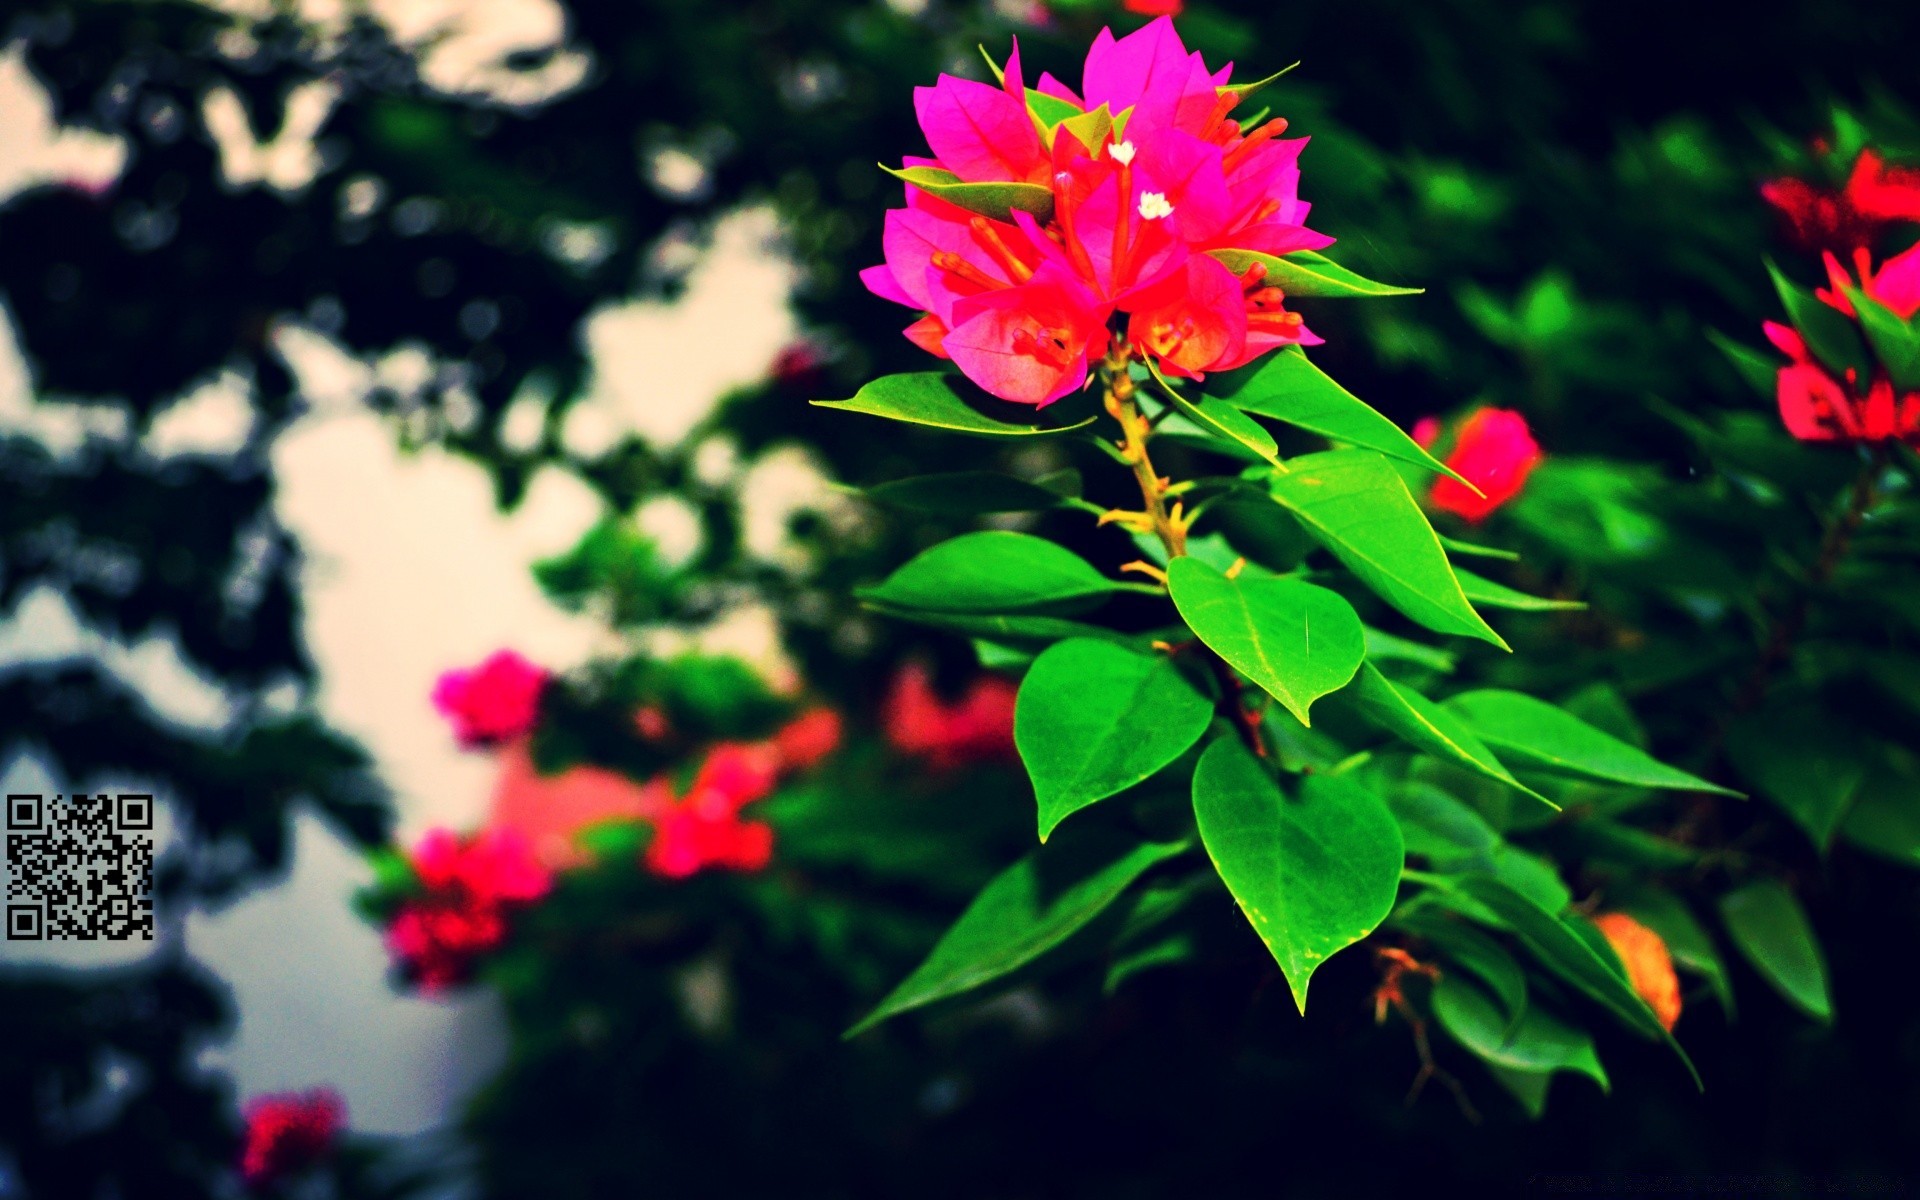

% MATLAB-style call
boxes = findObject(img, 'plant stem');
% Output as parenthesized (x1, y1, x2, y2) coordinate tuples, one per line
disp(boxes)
(1101, 342, 1188, 560)
(1102, 340, 1270, 756)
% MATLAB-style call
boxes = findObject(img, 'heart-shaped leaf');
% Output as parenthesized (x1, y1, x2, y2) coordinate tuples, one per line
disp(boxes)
(1191, 737, 1403, 1013)
(1016, 639, 1214, 841)
(1270, 450, 1507, 648)
(814, 373, 1094, 437)
(1167, 557, 1364, 725)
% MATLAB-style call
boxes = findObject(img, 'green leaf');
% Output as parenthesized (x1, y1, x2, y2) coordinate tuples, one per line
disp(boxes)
(860, 531, 1142, 615)
(1016, 639, 1214, 841)
(1209, 248, 1422, 298)
(1340, 665, 1552, 806)
(1391, 783, 1499, 868)
(1766, 259, 1870, 385)
(1270, 450, 1507, 648)
(1027, 88, 1084, 131)
(1847, 285, 1920, 393)
(1218, 348, 1468, 484)
(1143, 361, 1282, 465)
(845, 835, 1188, 1037)
(1719, 880, 1832, 1023)
(1726, 703, 1868, 848)
(880, 164, 1055, 224)
(815, 373, 1095, 437)
(1052, 102, 1112, 154)
(862, 608, 1126, 646)
(1220, 63, 1299, 98)
(1454, 567, 1585, 612)
(1362, 626, 1456, 674)
(1706, 328, 1781, 400)
(1191, 738, 1403, 1013)
(1447, 690, 1739, 797)
(1166, 558, 1365, 726)
(1432, 975, 1608, 1091)
(1439, 535, 1519, 561)
(1839, 756, 1920, 866)
(1446, 876, 1699, 1088)
(1396, 909, 1528, 1022)
(864, 471, 1068, 515)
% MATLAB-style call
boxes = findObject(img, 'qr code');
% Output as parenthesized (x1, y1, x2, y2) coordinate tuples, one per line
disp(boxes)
(6, 793, 155, 940)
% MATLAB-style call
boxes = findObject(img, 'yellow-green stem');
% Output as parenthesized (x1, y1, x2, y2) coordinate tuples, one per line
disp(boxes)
(1102, 342, 1188, 559)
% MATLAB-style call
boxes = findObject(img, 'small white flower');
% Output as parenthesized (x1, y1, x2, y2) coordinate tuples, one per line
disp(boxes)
(1137, 191, 1173, 221)
(1107, 140, 1136, 165)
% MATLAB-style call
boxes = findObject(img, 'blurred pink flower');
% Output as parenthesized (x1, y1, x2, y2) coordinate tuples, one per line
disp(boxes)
(432, 650, 548, 747)
(884, 664, 1018, 769)
(1423, 408, 1542, 523)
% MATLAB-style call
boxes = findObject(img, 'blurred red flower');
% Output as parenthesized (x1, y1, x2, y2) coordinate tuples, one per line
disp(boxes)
(1415, 407, 1542, 523)
(385, 828, 552, 991)
(1762, 149, 1920, 254)
(239, 1088, 344, 1190)
(432, 650, 548, 747)
(884, 663, 1018, 769)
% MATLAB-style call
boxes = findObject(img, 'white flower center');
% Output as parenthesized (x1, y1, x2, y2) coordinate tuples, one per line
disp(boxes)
(1107, 140, 1136, 165)
(1137, 191, 1173, 221)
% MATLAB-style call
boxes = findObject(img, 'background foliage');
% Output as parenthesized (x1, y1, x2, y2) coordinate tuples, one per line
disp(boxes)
(3, 0, 1919, 1196)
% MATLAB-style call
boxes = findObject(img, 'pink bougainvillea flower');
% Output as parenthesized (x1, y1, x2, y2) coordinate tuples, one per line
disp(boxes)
(1417, 408, 1542, 523)
(1124, 0, 1185, 15)
(239, 1088, 344, 1190)
(432, 650, 549, 747)
(1762, 310, 1920, 445)
(884, 663, 1019, 769)
(865, 17, 1328, 402)
(1592, 913, 1682, 1032)
(1762, 148, 1920, 254)
(385, 828, 552, 992)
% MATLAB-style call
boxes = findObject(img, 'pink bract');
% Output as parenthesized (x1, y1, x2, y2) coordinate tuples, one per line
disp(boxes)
(866, 17, 1330, 404)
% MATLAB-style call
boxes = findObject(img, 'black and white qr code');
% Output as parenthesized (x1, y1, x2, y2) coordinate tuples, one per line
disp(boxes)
(5, 793, 155, 940)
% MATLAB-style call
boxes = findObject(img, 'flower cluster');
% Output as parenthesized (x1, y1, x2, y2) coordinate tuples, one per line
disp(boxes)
(1765, 241, 1920, 445)
(882, 663, 1018, 769)
(238, 1088, 344, 1191)
(1762, 148, 1920, 255)
(1412, 407, 1543, 523)
(487, 705, 843, 878)
(432, 649, 549, 747)
(384, 828, 553, 992)
(864, 17, 1328, 405)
